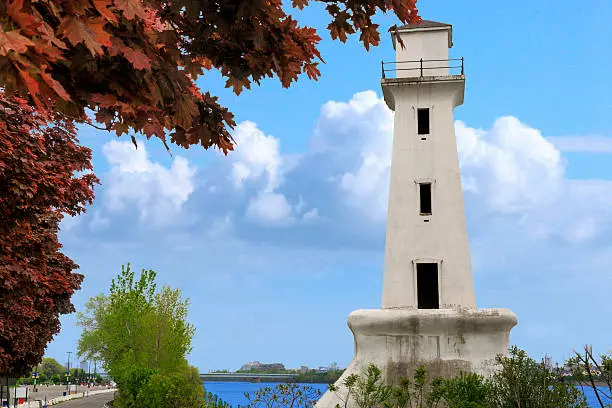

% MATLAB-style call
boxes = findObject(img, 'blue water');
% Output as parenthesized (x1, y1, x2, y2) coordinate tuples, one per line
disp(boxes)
(203, 382, 328, 406)
(204, 382, 610, 407)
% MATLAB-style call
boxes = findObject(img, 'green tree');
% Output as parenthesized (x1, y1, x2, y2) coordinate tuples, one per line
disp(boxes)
(77, 263, 200, 407)
(77, 264, 194, 379)
(40, 357, 65, 378)
(487, 346, 588, 408)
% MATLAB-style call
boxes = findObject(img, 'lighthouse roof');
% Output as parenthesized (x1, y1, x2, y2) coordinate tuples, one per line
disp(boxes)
(397, 20, 452, 30)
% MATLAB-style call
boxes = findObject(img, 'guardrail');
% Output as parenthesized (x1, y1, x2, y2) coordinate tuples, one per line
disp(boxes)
(381, 58, 464, 78)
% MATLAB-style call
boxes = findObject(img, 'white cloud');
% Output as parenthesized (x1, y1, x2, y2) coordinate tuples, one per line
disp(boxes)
(102, 140, 196, 226)
(547, 135, 612, 153)
(312, 91, 393, 220)
(90, 91, 612, 245)
(305, 93, 612, 244)
(231, 121, 282, 191)
(457, 117, 565, 213)
(246, 192, 294, 226)
(229, 121, 316, 226)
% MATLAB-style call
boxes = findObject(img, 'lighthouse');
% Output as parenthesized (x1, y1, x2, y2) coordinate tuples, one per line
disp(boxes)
(316, 20, 517, 408)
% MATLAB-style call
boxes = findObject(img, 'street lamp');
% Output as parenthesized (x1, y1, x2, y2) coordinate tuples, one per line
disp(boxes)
(66, 352, 72, 390)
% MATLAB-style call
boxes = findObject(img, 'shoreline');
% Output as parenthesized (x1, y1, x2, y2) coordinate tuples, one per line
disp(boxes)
(571, 381, 609, 388)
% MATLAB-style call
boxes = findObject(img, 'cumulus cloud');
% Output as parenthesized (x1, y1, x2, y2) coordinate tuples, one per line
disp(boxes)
(101, 140, 196, 226)
(456, 117, 564, 213)
(312, 91, 394, 220)
(231, 121, 283, 191)
(228, 121, 317, 226)
(83, 90, 612, 246)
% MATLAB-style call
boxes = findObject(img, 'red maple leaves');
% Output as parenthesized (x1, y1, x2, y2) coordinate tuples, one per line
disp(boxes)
(0, 0, 420, 375)
(0, 94, 98, 377)
(0, 0, 420, 154)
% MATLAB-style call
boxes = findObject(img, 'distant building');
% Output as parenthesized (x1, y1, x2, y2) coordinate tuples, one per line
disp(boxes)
(318, 367, 329, 373)
(299, 366, 309, 373)
(543, 354, 553, 370)
(239, 361, 286, 372)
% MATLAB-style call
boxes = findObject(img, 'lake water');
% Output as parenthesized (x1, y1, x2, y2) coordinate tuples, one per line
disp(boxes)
(203, 381, 610, 407)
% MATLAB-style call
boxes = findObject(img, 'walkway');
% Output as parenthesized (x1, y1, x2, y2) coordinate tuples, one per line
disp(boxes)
(52, 392, 113, 407)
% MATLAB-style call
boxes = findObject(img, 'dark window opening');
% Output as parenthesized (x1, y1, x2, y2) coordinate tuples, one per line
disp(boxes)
(417, 263, 439, 309)
(419, 183, 432, 215)
(417, 108, 430, 135)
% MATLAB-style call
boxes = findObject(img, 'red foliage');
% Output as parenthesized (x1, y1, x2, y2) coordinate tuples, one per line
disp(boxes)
(0, 93, 99, 377)
(0, 0, 420, 154)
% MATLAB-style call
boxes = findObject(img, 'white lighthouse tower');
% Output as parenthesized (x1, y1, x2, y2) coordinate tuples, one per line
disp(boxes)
(316, 20, 517, 408)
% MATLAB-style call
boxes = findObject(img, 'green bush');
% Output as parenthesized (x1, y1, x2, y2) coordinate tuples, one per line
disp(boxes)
(115, 366, 156, 408)
(325, 347, 589, 408)
(138, 366, 206, 408)
(114, 365, 207, 408)
(329, 364, 444, 408)
(442, 372, 490, 408)
(487, 346, 588, 408)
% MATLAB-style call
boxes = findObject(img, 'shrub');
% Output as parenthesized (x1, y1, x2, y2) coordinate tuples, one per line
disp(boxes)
(115, 365, 207, 408)
(138, 366, 206, 408)
(442, 372, 490, 408)
(329, 364, 444, 408)
(487, 346, 588, 408)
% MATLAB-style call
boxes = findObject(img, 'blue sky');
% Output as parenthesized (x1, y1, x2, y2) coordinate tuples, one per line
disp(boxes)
(45, 0, 612, 372)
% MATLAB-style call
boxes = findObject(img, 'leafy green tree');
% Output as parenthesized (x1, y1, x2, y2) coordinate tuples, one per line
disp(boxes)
(77, 264, 194, 381)
(77, 263, 199, 407)
(487, 346, 588, 408)
(40, 357, 65, 378)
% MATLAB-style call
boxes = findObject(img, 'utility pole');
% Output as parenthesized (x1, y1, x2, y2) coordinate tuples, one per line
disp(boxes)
(66, 352, 72, 390)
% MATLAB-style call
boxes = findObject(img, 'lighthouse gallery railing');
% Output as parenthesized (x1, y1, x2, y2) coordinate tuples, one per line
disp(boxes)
(381, 58, 464, 79)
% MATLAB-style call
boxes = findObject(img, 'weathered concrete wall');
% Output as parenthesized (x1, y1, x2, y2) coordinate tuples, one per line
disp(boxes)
(315, 309, 517, 408)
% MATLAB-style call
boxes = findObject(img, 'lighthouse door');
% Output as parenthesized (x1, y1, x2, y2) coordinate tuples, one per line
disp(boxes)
(416, 263, 440, 309)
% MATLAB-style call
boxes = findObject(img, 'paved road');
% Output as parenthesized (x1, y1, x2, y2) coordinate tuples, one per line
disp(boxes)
(50, 392, 114, 407)
(25, 385, 111, 402)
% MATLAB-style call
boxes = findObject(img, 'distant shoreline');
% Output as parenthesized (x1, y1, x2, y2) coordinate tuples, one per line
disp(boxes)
(571, 381, 608, 388)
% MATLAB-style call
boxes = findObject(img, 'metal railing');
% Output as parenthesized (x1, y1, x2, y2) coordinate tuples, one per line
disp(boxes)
(381, 58, 464, 79)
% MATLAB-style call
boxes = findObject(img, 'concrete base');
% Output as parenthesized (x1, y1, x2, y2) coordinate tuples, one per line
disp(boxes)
(316, 308, 517, 408)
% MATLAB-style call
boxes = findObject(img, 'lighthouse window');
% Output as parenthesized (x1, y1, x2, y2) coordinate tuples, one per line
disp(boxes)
(419, 183, 432, 215)
(417, 263, 439, 309)
(417, 108, 430, 135)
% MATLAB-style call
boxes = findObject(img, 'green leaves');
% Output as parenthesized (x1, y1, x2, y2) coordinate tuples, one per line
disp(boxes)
(488, 346, 589, 408)
(77, 264, 196, 403)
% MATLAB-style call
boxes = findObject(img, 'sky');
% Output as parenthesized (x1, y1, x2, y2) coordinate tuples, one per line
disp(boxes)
(45, 0, 612, 372)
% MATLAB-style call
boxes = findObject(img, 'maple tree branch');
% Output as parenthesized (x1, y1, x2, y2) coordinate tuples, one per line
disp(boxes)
(82, 121, 111, 132)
